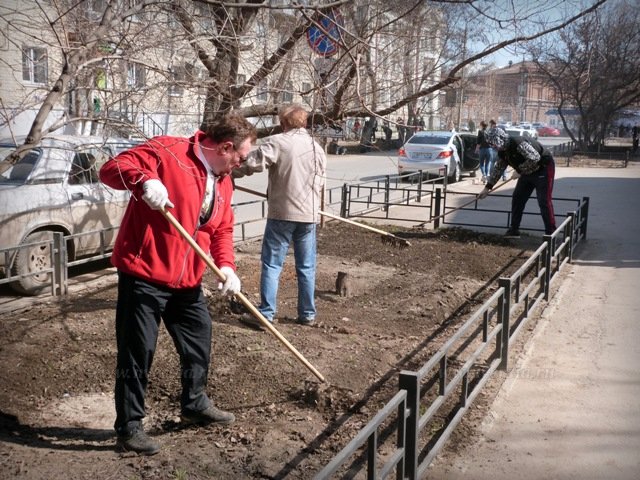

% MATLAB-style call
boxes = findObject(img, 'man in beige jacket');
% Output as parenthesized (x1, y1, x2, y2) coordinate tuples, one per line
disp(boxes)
(233, 104, 326, 328)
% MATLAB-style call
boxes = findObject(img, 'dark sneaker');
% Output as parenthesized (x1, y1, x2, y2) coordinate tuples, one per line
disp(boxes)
(116, 428, 160, 456)
(239, 313, 275, 331)
(504, 229, 521, 239)
(296, 317, 316, 326)
(181, 405, 235, 426)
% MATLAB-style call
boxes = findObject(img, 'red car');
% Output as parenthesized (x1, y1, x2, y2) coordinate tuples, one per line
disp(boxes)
(537, 126, 561, 137)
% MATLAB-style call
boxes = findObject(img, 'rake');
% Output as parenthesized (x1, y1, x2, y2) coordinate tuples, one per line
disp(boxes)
(413, 177, 513, 229)
(234, 184, 411, 248)
(159, 208, 325, 383)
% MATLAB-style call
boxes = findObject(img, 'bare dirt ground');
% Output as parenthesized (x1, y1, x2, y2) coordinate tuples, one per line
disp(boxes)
(0, 223, 540, 480)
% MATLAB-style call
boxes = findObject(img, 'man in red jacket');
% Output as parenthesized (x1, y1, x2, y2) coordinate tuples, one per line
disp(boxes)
(99, 112, 256, 455)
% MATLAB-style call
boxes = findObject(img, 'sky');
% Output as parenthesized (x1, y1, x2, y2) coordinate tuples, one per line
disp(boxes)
(470, 0, 605, 68)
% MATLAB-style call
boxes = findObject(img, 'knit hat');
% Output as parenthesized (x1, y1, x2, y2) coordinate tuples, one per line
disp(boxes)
(485, 127, 509, 149)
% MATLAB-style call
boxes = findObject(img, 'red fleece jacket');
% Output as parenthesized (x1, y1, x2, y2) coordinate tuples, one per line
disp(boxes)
(99, 132, 235, 289)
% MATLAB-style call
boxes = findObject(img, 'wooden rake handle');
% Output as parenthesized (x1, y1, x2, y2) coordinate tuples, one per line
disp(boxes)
(159, 208, 325, 383)
(416, 177, 514, 227)
(234, 184, 411, 246)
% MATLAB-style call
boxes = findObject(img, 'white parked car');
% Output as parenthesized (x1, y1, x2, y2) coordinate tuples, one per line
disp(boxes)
(0, 135, 137, 294)
(514, 124, 539, 139)
(505, 127, 538, 140)
(397, 130, 479, 183)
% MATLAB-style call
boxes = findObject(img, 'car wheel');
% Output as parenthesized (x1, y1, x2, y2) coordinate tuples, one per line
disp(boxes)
(10, 231, 55, 295)
(448, 162, 460, 183)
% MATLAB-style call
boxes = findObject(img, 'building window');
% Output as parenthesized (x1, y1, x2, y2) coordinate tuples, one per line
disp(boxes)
(87, 0, 106, 20)
(257, 80, 268, 102)
(169, 65, 186, 96)
(125, 0, 147, 22)
(127, 62, 145, 89)
(282, 81, 293, 102)
(301, 82, 312, 106)
(236, 74, 246, 86)
(22, 46, 47, 84)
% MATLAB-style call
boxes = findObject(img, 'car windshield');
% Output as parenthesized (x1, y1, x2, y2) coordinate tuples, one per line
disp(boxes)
(408, 135, 449, 145)
(0, 145, 41, 185)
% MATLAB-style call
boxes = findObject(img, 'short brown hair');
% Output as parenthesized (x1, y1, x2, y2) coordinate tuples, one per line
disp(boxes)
(278, 103, 308, 129)
(205, 112, 257, 146)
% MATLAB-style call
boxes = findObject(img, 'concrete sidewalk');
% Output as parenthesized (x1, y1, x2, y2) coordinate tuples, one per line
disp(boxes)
(429, 164, 640, 479)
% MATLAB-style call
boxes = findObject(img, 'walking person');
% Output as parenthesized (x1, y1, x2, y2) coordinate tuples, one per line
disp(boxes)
(488, 119, 503, 180)
(397, 117, 406, 145)
(233, 103, 327, 328)
(477, 128, 557, 238)
(99, 113, 257, 455)
(475, 121, 492, 183)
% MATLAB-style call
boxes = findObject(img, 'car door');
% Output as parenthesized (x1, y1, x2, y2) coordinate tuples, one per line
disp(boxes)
(460, 134, 480, 172)
(65, 145, 128, 256)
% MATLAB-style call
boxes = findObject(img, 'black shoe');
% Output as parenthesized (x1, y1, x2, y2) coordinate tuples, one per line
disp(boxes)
(296, 317, 316, 326)
(181, 405, 236, 426)
(116, 428, 160, 456)
(504, 228, 521, 239)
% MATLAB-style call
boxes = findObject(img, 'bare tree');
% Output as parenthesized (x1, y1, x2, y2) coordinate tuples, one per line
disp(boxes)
(530, 0, 640, 149)
(0, 0, 611, 167)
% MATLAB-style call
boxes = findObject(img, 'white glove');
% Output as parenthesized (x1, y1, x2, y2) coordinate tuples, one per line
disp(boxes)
(218, 266, 241, 296)
(142, 179, 174, 210)
(478, 187, 490, 200)
(511, 170, 521, 180)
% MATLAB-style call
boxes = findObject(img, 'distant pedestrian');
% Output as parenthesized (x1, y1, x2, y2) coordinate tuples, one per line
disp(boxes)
(475, 121, 492, 183)
(397, 117, 406, 145)
(353, 119, 361, 140)
(489, 119, 505, 180)
(382, 121, 392, 141)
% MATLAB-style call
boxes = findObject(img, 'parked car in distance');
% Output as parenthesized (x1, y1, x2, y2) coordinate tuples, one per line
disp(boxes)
(515, 123, 539, 139)
(397, 130, 479, 183)
(537, 125, 561, 137)
(0, 135, 138, 295)
(505, 127, 537, 140)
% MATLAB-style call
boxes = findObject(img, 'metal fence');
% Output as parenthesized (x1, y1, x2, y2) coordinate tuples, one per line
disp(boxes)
(551, 141, 634, 167)
(314, 200, 588, 479)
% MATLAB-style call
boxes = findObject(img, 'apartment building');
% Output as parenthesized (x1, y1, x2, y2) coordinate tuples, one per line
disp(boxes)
(459, 61, 567, 129)
(0, 0, 443, 140)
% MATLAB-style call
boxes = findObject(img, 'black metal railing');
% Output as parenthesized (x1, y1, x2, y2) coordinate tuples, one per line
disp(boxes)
(314, 199, 588, 479)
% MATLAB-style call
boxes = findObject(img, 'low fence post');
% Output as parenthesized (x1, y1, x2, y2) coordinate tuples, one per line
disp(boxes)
(567, 212, 576, 263)
(498, 278, 511, 371)
(434, 187, 442, 229)
(543, 235, 552, 301)
(52, 232, 66, 296)
(581, 196, 589, 240)
(398, 371, 419, 480)
(384, 175, 390, 214)
(340, 183, 348, 218)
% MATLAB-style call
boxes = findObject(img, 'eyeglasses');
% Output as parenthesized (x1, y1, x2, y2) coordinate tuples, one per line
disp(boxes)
(232, 143, 247, 163)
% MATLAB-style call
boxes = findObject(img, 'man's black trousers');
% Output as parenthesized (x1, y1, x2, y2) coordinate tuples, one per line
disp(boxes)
(114, 272, 212, 436)
(511, 157, 557, 235)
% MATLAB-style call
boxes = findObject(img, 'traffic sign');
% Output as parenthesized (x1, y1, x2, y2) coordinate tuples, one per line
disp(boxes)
(306, 9, 343, 57)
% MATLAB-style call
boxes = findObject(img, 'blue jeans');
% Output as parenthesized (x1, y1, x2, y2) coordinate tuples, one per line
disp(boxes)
(479, 147, 494, 177)
(259, 219, 317, 321)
